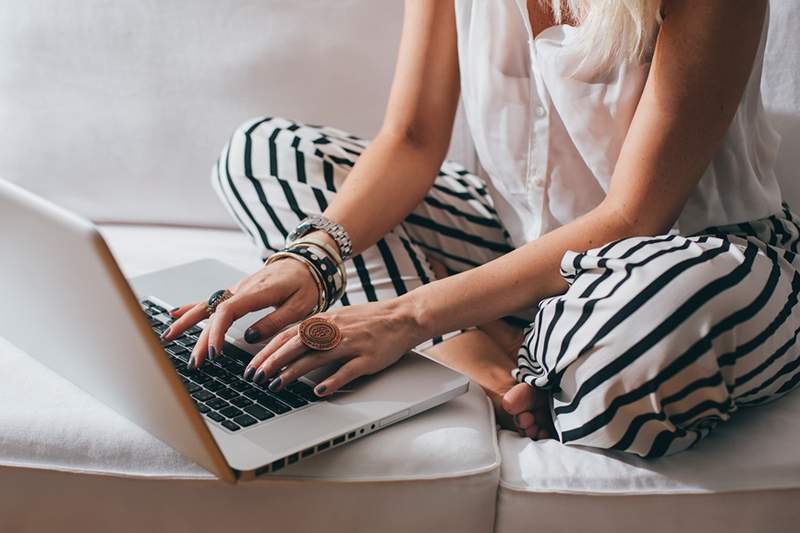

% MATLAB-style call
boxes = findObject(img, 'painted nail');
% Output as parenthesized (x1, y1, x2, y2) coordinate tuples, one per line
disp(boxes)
(243, 366, 256, 381)
(208, 346, 217, 361)
(244, 328, 261, 344)
(253, 369, 266, 385)
(315, 384, 327, 396)
(160, 327, 171, 340)
(268, 377, 283, 392)
(187, 355, 195, 370)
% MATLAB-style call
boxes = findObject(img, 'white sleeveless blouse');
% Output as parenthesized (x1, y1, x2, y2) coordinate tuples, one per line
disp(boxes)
(454, 0, 783, 247)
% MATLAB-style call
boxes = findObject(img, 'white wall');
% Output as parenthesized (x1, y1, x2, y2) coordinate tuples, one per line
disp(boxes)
(0, 1, 797, 228)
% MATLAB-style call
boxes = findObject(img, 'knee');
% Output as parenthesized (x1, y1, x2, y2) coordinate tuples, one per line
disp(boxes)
(211, 116, 290, 182)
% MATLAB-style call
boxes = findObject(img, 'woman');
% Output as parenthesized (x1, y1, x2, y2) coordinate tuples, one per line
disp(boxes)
(163, 0, 800, 457)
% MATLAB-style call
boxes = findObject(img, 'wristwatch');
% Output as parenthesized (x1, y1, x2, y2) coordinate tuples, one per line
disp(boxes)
(287, 215, 353, 260)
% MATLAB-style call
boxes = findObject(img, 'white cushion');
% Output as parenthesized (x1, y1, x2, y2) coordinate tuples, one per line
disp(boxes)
(495, 392, 800, 533)
(0, 225, 500, 533)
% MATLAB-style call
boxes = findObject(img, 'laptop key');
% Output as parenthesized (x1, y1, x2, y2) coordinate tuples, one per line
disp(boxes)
(190, 374, 211, 385)
(271, 388, 307, 408)
(221, 420, 241, 432)
(233, 414, 257, 428)
(242, 388, 261, 399)
(216, 373, 237, 384)
(222, 342, 255, 365)
(204, 380, 225, 393)
(243, 404, 274, 421)
(203, 365, 224, 377)
(207, 412, 225, 423)
(255, 394, 291, 415)
(287, 381, 321, 402)
(196, 403, 211, 414)
(192, 390, 215, 402)
(220, 360, 243, 373)
(230, 396, 253, 408)
(184, 382, 201, 394)
(206, 397, 229, 410)
(219, 406, 244, 419)
(229, 380, 250, 392)
(217, 388, 238, 400)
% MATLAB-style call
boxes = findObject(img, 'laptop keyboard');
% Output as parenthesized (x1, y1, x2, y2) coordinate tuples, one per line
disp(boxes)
(140, 299, 320, 432)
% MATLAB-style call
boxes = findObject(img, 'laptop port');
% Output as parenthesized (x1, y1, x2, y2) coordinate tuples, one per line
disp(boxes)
(333, 435, 345, 445)
(301, 447, 315, 458)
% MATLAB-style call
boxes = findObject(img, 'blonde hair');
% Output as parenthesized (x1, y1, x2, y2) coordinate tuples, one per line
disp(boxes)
(549, 0, 663, 73)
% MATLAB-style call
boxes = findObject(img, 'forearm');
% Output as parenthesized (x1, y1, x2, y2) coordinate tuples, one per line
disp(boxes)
(321, 132, 443, 255)
(402, 203, 638, 338)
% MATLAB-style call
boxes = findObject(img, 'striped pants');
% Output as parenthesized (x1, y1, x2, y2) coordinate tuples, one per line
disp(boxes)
(213, 116, 800, 458)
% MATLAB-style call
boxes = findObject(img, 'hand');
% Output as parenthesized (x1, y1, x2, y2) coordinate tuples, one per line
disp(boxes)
(244, 298, 423, 396)
(163, 256, 320, 368)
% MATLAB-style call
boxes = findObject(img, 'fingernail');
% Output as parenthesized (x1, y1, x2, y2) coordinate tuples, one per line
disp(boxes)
(244, 328, 261, 344)
(187, 355, 195, 370)
(160, 327, 171, 340)
(243, 366, 256, 381)
(268, 377, 283, 392)
(169, 307, 180, 316)
(315, 384, 327, 396)
(253, 369, 266, 385)
(208, 346, 217, 361)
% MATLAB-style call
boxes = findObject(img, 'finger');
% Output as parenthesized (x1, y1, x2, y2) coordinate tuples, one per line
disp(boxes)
(243, 326, 297, 379)
(252, 335, 310, 385)
(205, 298, 246, 362)
(270, 350, 339, 392)
(313, 358, 368, 397)
(169, 303, 197, 319)
(188, 326, 211, 370)
(243, 297, 311, 344)
(162, 302, 207, 341)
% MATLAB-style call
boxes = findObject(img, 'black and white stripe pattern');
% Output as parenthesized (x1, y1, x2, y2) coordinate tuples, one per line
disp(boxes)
(214, 116, 800, 458)
(514, 212, 800, 457)
(211, 117, 519, 347)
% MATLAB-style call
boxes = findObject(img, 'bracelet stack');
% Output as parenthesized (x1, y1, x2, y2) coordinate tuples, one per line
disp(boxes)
(266, 236, 347, 315)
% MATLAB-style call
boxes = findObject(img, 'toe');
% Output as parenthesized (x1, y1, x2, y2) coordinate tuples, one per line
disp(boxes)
(502, 382, 536, 416)
(514, 411, 536, 430)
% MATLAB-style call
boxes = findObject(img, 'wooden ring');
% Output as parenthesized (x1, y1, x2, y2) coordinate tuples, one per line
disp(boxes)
(298, 316, 341, 351)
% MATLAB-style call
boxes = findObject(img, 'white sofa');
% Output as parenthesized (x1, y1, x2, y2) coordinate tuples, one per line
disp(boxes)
(1, 2, 799, 532)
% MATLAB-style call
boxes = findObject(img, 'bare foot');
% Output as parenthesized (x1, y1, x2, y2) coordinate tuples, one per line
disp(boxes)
(502, 383, 554, 440)
(425, 256, 552, 439)
(423, 327, 551, 438)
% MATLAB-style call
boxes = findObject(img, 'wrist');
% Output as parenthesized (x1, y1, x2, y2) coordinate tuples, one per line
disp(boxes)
(394, 290, 435, 346)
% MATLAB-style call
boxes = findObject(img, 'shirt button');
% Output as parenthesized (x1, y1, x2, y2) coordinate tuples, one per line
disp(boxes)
(535, 106, 546, 118)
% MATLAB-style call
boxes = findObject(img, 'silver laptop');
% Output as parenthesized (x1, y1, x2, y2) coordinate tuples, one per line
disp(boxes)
(0, 179, 468, 482)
